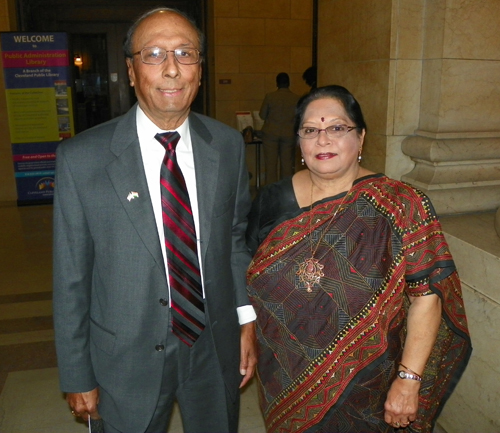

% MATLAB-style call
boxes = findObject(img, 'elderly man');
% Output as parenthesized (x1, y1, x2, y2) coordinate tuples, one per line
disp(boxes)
(53, 8, 257, 433)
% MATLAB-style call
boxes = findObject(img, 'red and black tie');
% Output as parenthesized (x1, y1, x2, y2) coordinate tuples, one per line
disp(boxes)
(156, 131, 205, 346)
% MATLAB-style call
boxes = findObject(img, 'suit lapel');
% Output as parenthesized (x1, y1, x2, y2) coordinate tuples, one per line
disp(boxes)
(106, 107, 165, 273)
(189, 113, 219, 260)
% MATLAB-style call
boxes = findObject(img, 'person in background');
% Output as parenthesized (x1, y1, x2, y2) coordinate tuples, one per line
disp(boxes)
(302, 66, 317, 91)
(259, 72, 300, 185)
(247, 85, 471, 433)
(53, 7, 256, 433)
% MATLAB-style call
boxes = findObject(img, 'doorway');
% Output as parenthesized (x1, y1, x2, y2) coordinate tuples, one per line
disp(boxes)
(58, 22, 132, 133)
(17, 0, 208, 133)
(71, 33, 111, 133)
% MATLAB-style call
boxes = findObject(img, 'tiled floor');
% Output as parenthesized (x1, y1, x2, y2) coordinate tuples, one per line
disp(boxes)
(0, 204, 265, 433)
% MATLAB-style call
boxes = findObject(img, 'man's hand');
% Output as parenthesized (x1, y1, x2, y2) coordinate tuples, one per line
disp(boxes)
(67, 388, 100, 422)
(239, 321, 257, 388)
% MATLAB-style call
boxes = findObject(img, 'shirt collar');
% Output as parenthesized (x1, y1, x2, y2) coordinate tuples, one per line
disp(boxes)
(136, 105, 191, 150)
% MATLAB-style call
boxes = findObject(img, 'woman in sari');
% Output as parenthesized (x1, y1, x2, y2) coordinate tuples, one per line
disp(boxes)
(246, 85, 471, 433)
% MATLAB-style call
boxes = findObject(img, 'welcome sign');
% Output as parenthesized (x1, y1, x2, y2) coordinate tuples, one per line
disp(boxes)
(1, 32, 74, 204)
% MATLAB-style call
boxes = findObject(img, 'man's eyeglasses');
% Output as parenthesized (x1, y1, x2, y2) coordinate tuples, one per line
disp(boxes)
(297, 124, 357, 139)
(132, 46, 201, 65)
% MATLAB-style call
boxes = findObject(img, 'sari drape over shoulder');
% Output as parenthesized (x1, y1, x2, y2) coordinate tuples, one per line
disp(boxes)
(247, 175, 471, 433)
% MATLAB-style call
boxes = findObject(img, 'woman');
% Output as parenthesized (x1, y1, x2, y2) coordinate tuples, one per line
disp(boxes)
(246, 85, 471, 433)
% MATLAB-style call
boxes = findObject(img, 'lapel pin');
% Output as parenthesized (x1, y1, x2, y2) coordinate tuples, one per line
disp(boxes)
(127, 191, 139, 202)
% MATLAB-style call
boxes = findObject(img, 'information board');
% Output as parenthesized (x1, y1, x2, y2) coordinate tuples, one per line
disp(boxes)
(1, 32, 74, 204)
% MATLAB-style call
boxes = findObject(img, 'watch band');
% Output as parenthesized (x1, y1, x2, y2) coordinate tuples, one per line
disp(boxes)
(397, 370, 422, 381)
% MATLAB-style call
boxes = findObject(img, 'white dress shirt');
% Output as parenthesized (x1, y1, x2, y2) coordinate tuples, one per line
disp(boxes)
(136, 107, 255, 324)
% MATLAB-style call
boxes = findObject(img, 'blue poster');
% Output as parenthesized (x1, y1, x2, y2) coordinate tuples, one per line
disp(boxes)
(1, 32, 74, 203)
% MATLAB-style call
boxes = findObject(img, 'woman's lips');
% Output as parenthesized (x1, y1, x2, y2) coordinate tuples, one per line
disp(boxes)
(315, 152, 336, 160)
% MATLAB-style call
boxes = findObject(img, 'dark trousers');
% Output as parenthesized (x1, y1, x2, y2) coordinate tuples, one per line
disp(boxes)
(103, 328, 239, 433)
(262, 132, 296, 185)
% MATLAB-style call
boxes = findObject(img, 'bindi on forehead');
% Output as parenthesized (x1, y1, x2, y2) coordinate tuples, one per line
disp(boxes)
(321, 117, 325, 122)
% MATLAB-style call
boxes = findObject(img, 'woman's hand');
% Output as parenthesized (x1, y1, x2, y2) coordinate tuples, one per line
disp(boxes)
(384, 293, 442, 428)
(384, 377, 419, 428)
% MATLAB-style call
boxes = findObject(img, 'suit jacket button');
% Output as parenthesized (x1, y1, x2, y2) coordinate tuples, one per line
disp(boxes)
(159, 298, 168, 306)
(155, 344, 164, 351)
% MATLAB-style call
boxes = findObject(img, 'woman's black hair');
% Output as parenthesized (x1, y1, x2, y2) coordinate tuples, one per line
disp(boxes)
(294, 85, 367, 139)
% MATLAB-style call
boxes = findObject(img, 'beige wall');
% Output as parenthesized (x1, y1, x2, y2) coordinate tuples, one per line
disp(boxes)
(212, 0, 313, 129)
(318, 0, 500, 215)
(317, 0, 423, 179)
(419, 0, 500, 134)
(0, 0, 17, 204)
(416, 4, 500, 428)
(403, 0, 500, 214)
(439, 213, 500, 433)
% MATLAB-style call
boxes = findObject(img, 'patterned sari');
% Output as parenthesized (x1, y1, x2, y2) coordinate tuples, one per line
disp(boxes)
(247, 175, 471, 433)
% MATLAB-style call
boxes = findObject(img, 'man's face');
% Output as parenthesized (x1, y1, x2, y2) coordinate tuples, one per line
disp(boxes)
(126, 11, 202, 130)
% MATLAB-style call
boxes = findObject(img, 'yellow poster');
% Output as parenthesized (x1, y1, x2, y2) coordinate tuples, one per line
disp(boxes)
(6, 87, 60, 143)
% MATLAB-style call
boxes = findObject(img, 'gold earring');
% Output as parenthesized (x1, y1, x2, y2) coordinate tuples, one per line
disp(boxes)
(357, 149, 362, 163)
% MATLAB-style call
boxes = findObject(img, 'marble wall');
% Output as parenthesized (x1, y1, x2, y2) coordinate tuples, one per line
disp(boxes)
(402, 0, 500, 214)
(418, 0, 500, 134)
(439, 213, 500, 433)
(318, 0, 500, 215)
(212, 0, 313, 129)
(211, 0, 314, 185)
(317, 0, 425, 180)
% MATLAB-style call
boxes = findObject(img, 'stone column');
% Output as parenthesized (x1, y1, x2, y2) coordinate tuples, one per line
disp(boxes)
(401, 0, 500, 215)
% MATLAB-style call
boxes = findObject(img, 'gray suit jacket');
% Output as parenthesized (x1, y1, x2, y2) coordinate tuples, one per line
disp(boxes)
(53, 105, 252, 431)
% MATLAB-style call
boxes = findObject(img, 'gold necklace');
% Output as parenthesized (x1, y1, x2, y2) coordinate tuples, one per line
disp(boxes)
(296, 179, 351, 292)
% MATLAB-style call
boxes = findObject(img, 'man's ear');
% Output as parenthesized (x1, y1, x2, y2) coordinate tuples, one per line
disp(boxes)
(126, 58, 135, 87)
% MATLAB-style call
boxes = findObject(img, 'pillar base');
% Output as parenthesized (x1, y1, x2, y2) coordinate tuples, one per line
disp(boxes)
(401, 135, 500, 214)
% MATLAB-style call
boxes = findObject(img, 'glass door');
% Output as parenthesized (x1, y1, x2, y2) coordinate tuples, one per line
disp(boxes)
(58, 22, 132, 133)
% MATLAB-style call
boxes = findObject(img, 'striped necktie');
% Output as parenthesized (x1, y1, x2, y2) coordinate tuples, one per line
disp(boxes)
(155, 131, 205, 346)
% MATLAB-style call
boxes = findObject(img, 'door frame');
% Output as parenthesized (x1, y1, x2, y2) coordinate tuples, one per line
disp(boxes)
(58, 22, 132, 120)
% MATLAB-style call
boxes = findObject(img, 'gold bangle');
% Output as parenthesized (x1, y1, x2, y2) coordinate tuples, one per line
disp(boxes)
(398, 362, 422, 379)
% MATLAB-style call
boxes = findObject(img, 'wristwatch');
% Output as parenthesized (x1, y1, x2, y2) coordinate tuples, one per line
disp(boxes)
(397, 370, 422, 381)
